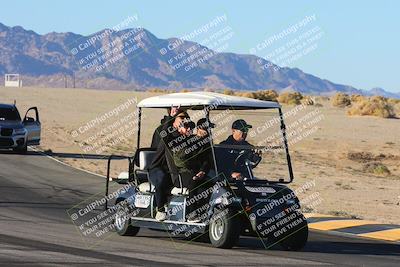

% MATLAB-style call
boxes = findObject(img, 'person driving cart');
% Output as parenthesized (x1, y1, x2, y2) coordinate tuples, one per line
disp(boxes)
(219, 119, 256, 180)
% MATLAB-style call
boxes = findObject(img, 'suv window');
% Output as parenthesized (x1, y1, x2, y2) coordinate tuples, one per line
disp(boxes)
(0, 107, 21, 121)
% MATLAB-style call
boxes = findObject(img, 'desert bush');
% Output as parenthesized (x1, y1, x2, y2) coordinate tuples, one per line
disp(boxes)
(347, 151, 374, 162)
(252, 90, 279, 101)
(331, 93, 351, 107)
(351, 94, 367, 103)
(277, 92, 303, 105)
(148, 88, 167, 93)
(347, 96, 395, 118)
(388, 98, 400, 117)
(236, 92, 256, 99)
(363, 162, 391, 176)
(180, 89, 192, 93)
(148, 88, 176, 93)
(388, 98, 400, 105)
(223, 89, 235, 95)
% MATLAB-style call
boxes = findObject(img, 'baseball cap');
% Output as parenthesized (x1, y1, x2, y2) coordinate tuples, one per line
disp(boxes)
(232, 119, 252, 132)
(196, 118, 215, 129)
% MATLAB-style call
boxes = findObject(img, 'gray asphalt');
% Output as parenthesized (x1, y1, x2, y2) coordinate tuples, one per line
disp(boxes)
(0, 150, 399, 267)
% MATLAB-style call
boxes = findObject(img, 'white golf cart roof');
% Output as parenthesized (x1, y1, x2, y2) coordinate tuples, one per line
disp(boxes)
(137, 92, 281, 110)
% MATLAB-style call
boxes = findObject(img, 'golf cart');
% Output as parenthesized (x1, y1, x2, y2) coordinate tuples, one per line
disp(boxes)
(106, 92, 308, 249)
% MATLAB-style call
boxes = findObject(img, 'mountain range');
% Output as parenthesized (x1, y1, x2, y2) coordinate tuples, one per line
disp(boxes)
(0, 22, 398, 98)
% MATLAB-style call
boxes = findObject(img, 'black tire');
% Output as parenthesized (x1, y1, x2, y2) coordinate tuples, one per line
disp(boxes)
(114, 204, 140, 236)
(279, 223, 308, 251)
(209, 209, 241, 248)
(13, 144, 27, 154)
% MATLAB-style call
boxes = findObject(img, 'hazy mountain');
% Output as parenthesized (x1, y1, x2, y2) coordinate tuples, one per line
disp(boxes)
(365, 88, 400, 98)
(0, 22, 397, 97)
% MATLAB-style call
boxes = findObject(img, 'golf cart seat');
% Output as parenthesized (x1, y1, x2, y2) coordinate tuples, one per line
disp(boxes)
(171, 187, 188, 196)
(138, 182, 154, 193)
(134, 148, 157, 193)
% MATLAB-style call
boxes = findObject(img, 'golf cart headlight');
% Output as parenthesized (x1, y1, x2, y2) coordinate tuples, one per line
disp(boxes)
(215, 196, 242, 205)
(286, 198, 300, 209)
(231, 197, 242, 203)
(286, 199, 296, 205)
(14, 128, 27, 135)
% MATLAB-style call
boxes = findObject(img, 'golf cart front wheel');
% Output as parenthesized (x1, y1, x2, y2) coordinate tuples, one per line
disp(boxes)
(209, 209, 240, 248)
(279, 223, 308, 251)
(114, 205, 140, 236)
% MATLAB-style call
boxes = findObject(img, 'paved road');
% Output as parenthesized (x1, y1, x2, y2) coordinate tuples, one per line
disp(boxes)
(0, 151, 399, 266)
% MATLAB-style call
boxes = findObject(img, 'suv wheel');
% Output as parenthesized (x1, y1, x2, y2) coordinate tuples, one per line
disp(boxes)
(13, 144, 27, 154)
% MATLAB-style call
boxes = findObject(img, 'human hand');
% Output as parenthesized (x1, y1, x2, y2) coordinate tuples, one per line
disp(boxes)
(193, 171, 205, 180)
(170, 105, 181, 116)
(231, 172, 243, 180)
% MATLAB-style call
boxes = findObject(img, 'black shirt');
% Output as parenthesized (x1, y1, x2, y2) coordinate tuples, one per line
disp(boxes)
(217, 135, 253, 179)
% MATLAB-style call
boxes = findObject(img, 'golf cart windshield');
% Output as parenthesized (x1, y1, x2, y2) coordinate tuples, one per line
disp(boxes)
(209, 108, 291, 183)
(137, 106, 292, 183)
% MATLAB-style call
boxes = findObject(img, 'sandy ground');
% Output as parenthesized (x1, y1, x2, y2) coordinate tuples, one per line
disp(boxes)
(1, 86, 399, 224)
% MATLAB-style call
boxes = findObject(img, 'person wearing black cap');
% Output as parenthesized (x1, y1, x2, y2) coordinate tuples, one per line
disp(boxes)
(219, 119, 254, 180)
(190, 118, 215, 181)
(168, 117, 216, 222)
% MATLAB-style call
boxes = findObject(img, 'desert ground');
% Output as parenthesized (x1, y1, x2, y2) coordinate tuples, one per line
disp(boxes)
(0, 86, 399, 224)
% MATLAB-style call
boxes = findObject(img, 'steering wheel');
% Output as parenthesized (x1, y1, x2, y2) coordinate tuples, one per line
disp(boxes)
(233, 149, 262, 169)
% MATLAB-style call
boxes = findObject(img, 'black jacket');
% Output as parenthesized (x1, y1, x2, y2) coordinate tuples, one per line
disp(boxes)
(151, 115, 173, 148)
(218, 135, 253, 178)
(149, 116, 176, 173)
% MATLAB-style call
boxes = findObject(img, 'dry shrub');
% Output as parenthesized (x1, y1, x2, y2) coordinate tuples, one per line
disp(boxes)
(148, 88, 176, 93)
(223, 89, 235, 95)
(347, 151, 399, 162)
(388, 98, 400, 105)
(301, 96, 314, 105)
(351, 94, 367, 103)
(277, 92, 303, 105)
(235, 92, 256, 99)
(388, 98, 400, 117)
(347, 151, 375, 162)
(148, 88, 166, 93)
(347, 96, 395, 118)
(252, 90, 279, 101)
(363, 162, 391, 176)
(180, 89, 192, 93)
(331, 93, 351, 107)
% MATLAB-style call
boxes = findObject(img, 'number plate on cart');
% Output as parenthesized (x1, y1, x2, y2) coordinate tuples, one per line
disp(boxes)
(134, 194, 151, 208)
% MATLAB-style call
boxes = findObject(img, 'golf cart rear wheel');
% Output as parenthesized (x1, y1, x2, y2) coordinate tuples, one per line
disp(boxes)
(114, 205, 140, 236)
(279, 223, 308, 251)
(209, 209, 240, 248)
